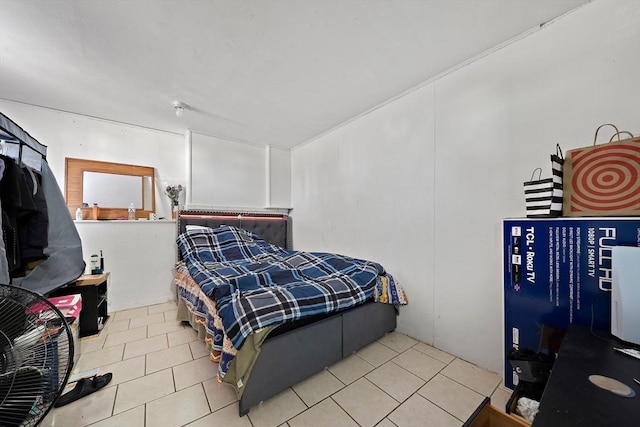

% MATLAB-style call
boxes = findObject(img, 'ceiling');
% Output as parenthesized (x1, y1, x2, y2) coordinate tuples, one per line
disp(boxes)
(0, 0, 588, 150)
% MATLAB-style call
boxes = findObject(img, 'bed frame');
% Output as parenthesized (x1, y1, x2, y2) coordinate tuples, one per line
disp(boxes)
(177, 210, 397, 416)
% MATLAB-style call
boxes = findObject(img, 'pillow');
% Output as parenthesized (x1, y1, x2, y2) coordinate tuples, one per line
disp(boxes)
(178, 225, 266, 263)
(185, 225, 211, 231)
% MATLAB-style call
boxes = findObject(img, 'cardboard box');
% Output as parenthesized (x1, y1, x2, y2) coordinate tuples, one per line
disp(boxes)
(503, 218, 640, 388)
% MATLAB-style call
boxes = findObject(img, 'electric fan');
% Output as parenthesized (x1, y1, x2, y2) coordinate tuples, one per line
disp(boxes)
(0, 284, 75, 427)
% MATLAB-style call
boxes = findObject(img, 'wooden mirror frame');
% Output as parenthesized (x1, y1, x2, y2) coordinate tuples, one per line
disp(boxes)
(65, 157, 155, 220)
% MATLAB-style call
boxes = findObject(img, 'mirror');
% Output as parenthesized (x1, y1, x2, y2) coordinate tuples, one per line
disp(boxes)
(65, 157, 155, 220)
(83, 172, 153, 210)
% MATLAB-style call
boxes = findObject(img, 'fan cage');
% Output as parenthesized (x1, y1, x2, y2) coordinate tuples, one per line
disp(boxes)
(1, 285, 75, 427)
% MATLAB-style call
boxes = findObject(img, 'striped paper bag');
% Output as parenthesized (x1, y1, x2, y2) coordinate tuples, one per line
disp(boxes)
(563, 125, 640, 217)
(524, 145, 564, 218)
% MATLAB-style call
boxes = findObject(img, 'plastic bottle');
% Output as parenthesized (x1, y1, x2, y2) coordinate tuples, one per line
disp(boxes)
(90, 254, 100, 274)
(75, 207, 83, 221)
(128, 203, 136, 220)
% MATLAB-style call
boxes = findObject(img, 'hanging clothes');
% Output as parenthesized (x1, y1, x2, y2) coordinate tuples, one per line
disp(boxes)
(1, 112, 84, 292)
(0, 196, 8, 284)
(18, 165, 49, 264)
(0, 154, 36, 273)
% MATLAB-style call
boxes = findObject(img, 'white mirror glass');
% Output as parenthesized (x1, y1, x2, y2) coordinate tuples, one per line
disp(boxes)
(83, 172, 142, 208)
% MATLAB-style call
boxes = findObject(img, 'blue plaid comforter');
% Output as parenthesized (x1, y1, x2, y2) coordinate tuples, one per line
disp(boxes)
(177, 225, 405, 350)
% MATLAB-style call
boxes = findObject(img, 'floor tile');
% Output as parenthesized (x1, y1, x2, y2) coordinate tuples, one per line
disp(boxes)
(42, 383, 117, 426)
(392, 348, 445, 382)
(185, 403, 252, 427)
(146, 343, 193, 374)
(123, 334, 168, 359)
(80, 332, 107, 353)
(387, 394, 460, 427)
(366, 361, 425, 402)
(247, 388, 307, 427)
(490, 385, 513, 413)
(190, 339, 211, 359)
(129, 312, 166, 329)
(289, 397, 358, 427)
(148, 301, 178, 314)
(328, 354, 374, 385)
(292, 369, 345, 406)
(173, 355, 218, 390)
(202, 377, 238, 412)
(105, 318, 130, 334)
(412, 342, 455, 364)
(146, 383, 210, 427)
(356, 341, 399, 367)
(88, 405, 145, 427)
(440, 358, 501, 396)
(418, 374, 484, 421)
(112, 306, 148, 321)
(332, 378, 399, 427)
(113, 368, 174, 414)
(167, 327, 199, 347)
(375, 419, 397, 427)
(99, 355, 146, 388)
(377, 332, 418, 353)
(103, 326, 148, 348)
(164, 309, 178, 322)
(75, 344, 124, 372)
(148, 320, 185, 337)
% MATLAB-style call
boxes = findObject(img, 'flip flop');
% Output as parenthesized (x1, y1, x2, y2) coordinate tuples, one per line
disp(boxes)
(54, 373, 112, 407)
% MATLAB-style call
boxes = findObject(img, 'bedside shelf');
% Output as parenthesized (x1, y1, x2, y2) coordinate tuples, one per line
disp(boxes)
(50, 272, 110, 337)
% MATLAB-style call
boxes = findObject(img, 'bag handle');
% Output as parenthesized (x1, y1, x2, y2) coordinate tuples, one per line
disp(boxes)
(593, 123, 620, 145)
(608, 131, 635, 143)
(529, 167, 542, 182)
(555, 143, 563, 159)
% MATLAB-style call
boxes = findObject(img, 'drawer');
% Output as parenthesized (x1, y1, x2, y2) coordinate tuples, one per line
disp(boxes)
(504, 380, 544, 426)
(465, 397, 531, 427)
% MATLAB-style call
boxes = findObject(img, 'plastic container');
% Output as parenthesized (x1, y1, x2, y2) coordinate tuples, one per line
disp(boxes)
(128, 203, 136, 220)
(90, 254, 101, 274)
(75, 208, 83, 221)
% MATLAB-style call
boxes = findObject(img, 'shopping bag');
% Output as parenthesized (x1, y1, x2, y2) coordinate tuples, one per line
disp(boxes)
(563, 124, 640, 217)
(524, 145, 564, 218)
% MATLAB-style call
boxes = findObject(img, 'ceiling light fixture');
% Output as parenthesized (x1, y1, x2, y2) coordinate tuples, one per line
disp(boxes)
(172, 101, 185, 117)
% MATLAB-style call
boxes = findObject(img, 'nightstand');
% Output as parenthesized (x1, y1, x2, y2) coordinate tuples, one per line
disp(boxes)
(50, 272, 109, 337)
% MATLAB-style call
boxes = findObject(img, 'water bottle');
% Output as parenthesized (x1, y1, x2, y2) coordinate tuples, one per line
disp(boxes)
(128, 203, 136, 220)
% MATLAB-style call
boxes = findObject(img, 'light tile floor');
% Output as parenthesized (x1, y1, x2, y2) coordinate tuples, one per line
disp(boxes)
(42, 301, 513, 427)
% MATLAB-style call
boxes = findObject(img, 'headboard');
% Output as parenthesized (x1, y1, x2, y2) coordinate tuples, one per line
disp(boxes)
(177, 210, 292, 250)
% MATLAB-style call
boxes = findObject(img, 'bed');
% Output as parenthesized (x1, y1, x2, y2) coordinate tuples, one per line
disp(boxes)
(174, 210, 406, 416)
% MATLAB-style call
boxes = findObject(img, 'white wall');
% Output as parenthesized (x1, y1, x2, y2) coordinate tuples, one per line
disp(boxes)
(190, 132, 264, 208)
(267, 145, 292, 209)
(291, 0, 640, 374)
(189, 132, 291, 210)
(75, 221, 178, 311)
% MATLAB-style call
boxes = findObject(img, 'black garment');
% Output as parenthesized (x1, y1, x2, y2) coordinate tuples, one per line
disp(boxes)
(18, 168, 48, 263)
(0, 155, 48, 274)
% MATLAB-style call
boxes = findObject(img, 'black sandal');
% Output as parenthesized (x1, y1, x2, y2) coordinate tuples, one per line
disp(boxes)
(54, 373, 113, 407)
